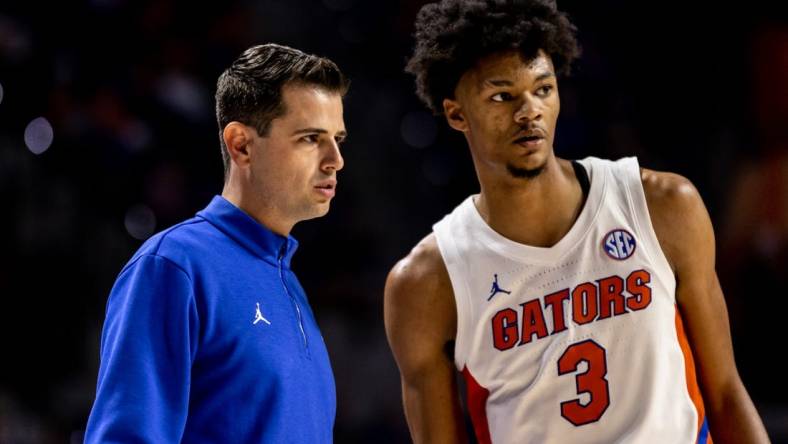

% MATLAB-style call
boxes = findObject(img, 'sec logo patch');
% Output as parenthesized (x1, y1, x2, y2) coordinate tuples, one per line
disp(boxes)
(603, 229, 636, 260)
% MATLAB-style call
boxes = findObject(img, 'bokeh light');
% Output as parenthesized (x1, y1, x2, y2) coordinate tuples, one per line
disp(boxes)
(23, 117, 54, 155)
(124, 205, 157, 240)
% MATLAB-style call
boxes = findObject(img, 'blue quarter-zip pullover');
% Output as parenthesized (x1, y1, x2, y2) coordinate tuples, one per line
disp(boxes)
(85, 196, 335, 443)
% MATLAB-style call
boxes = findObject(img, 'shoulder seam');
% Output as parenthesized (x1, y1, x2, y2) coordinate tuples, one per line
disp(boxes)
(149, 218, 206, 256)
(119, 253, 194, 286)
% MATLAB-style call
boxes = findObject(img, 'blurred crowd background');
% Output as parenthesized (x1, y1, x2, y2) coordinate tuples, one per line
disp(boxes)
(1, 0, 787, 442)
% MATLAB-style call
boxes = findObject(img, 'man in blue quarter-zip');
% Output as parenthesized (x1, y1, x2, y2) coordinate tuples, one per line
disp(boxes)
(85, 43, 348, 443)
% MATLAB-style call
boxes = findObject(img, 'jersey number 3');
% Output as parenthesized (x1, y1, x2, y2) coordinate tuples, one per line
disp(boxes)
(557, 339, 610, 426)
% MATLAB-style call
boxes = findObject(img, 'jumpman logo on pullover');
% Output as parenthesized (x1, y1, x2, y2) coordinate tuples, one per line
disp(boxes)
(253, 302, 271, 325)
(487, 274, 512, 301)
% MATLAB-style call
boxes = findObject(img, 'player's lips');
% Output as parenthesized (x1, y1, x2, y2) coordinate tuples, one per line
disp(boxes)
(512, 128, 547, 148)
(314, 179, 337, 198)
(514, 136, 545, 148)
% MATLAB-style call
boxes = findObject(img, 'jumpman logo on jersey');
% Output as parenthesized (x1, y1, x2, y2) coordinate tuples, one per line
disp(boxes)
(253, 302, 271, 325)
(487, 274, 512, 301)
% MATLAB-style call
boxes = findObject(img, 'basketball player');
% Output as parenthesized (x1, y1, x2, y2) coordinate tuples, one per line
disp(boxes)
(384, 1, 770, 443)
(85, 44, 347, 443)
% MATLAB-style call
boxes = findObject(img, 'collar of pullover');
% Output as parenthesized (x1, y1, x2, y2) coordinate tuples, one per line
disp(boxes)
(197, 195, 299, 268)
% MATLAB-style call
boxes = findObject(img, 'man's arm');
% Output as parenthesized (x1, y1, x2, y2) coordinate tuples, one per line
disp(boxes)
(384, 234, 469, 444)
(642, 169, 770, 444)
(85, 254, 198, 444)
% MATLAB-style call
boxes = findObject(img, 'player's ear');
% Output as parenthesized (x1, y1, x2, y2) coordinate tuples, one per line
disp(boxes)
(223, 122, 255, 168)
(443, 98, 468, 133)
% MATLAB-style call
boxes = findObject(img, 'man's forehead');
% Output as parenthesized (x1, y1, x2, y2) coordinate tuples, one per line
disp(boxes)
(277, 85, 344, 127)
(470, 50, 555, 85)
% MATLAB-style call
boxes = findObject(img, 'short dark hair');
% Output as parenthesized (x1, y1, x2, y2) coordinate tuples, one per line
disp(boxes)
(406, 0, 580, 114)
(215, 43, 349, 178)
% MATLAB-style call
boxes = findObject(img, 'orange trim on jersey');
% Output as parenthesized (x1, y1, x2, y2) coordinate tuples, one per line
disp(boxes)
(461, 366, 492, 444)
(674, 307, 713, 444)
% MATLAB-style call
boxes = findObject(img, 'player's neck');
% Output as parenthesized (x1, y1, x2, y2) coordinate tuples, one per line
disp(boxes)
(221, 177, 294, 237)
(475, 157, 585, 248)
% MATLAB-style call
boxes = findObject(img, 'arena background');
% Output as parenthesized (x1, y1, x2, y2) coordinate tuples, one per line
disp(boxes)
(1, 0, 787, 442)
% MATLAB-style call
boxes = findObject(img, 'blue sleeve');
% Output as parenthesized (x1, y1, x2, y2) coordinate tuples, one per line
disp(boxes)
(85, 254, 199, 443)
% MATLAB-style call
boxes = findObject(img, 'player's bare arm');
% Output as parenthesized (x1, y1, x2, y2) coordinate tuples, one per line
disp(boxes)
(642, 169, 771, 444)
(384, 234, 468, 444)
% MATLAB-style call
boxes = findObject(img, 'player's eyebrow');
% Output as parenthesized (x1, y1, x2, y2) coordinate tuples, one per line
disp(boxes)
(481, 72, 555, 88)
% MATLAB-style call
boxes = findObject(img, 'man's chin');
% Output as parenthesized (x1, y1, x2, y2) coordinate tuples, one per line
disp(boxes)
(308, 203, 331, 219)
(506, 162, 546, 179)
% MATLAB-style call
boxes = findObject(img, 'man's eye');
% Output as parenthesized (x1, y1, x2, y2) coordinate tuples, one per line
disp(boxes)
(536, 85, 553, 97)
(301, 135, 320, 144)
(491, 92, 513, 102)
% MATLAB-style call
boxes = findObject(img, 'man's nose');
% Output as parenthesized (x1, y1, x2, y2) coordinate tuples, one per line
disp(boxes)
(321, 140, 344, 173)
(513, 94, 542, 123)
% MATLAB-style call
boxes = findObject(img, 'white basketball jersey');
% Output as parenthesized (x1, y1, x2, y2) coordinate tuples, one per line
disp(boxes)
(433, 157, 710, 444)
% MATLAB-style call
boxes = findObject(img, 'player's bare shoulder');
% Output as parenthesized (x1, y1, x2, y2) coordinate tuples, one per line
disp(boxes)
(384, 233, 456, 361)
(640, 168, 714, 271)
(386, 234, 451, 301)
(641, 168, 699, 202)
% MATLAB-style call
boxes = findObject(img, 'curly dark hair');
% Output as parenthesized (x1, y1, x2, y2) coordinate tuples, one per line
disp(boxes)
(215, 44, 349, 179)
(406, 0, 580, 114)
